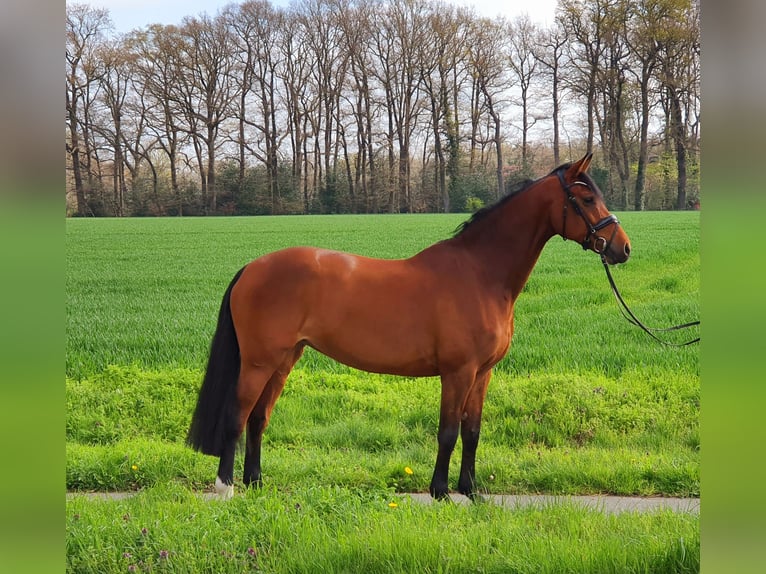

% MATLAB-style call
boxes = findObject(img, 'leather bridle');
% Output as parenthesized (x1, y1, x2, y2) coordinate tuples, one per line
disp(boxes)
(556, 167, 620, 255)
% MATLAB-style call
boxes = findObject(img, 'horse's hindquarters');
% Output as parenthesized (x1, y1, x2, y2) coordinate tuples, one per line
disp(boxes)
(230, 247, 441, 377)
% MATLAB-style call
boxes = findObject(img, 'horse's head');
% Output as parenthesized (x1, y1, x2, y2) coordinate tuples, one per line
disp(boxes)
(552, 153, 631, 265)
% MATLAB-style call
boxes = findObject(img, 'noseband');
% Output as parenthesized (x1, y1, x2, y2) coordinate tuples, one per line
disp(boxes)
(556, 168, 620, 254)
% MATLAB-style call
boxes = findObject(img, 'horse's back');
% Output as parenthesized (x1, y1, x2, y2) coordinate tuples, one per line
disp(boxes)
(229, 244, 510, 377)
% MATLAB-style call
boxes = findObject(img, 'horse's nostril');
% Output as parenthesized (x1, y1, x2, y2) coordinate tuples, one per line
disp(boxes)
(624, 243, 631, 256)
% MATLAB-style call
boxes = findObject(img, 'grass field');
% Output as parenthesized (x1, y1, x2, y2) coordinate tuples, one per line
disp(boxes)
(66, 212, 700, 572)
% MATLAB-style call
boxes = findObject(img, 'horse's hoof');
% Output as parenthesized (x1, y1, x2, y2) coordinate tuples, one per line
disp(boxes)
(466, 492, 488, 504)
(215, 477, 234, 500)
(430, 490, 453, 503)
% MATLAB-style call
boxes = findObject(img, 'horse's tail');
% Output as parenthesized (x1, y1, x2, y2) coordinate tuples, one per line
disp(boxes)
(187, 266, 246, 456)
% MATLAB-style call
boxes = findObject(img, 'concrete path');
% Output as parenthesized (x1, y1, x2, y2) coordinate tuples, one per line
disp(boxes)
(67, 491, 699, 514)
(406, 493, 699, 514)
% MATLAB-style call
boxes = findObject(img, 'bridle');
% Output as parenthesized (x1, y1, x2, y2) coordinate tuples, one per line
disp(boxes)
(556, 167, 700, 347)
(556, 168, 620, 255)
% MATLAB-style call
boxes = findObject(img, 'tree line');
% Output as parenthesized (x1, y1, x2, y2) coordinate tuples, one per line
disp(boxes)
(65, 0, 700, 217)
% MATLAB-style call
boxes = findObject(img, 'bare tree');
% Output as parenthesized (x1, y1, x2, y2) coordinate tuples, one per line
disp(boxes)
(596, 0, 633, 208)
(292, 0, 351, 213)
(97, 37, 134, 216)
(626, 0, 665, 210)
(277, 12, 314, 212)
(66, 0, 700, 215)
(176, 14, 237, 214)
(467, 17, 510, 198)
(507, 15, 541, 175)
(66, 3, 111, 215)
(336, 0, 379, 213)
(656, 0, 700, 209)
(382, 0, 429, 213)
(227, 1, 285, 213)
(419, 5, 464, 212)
(558, 0, 609, 154)
(368, 6, 399, 212)
(534, 21, 569, 167)
(131, 25, 188, 214)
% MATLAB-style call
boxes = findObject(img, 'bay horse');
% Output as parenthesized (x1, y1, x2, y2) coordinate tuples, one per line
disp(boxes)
(187, 153, 631, 501)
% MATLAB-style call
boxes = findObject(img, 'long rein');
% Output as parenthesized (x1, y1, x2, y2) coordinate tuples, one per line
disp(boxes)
(557, 168, 700, 347)
(599, 254, 700, 347)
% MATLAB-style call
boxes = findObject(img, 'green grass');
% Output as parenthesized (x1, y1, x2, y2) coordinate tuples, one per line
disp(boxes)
(66, 213, 699, 378)
(66, 364, 698, 496)
(67, 484, 699, 574)
(66, 212, 700, 572)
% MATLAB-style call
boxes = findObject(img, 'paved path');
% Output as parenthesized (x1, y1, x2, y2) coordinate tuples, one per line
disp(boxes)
(406, 493, 699, 514)
(67, 491, 699, 514)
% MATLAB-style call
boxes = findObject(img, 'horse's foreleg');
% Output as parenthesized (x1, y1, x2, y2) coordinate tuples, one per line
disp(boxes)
(243, 345, 304, 488)
(457, 369, 492, 500)
(430, 368, 476, 501)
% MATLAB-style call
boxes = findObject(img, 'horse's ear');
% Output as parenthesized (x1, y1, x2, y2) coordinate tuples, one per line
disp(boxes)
(564, 153, 593, 180)
(575, 152, 593, 175)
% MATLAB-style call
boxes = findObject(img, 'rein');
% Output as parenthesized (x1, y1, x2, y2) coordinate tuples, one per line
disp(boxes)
(556, 167, 700, 347)
(599, 255, 700, 346)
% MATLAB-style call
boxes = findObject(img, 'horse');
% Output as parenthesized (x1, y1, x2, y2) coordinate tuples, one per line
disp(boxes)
(187, 153, 631, 501)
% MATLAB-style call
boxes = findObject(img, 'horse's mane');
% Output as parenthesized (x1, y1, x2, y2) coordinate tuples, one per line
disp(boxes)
(452, 179, 534, 237)
(453, 162, 577, 238)
(451, 161, 606, 238)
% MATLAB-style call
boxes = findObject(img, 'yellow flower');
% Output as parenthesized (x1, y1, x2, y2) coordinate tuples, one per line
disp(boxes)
(404, 467, 413, 475)
(388, 502, 398, 508)
(131, 465, 138, 471)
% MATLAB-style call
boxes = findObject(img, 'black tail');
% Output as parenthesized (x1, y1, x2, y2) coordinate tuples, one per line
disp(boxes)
(187, 267, 246, 456)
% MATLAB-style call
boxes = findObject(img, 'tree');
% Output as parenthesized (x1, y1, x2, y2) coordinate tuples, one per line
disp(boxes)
(279, 11, 314, 212)
(131, 24, 188, 215)
(534, 21, 569, 166)
(467, 17, 510, 199)
(558, 0, 609, 154)
(176, 14, 237, 214)
(65, 0, 700, 215)
(382, 0, 429, 213)
(66, 3, 112, 216)
(293, 0, 351, 213)
(507, 15, 541, 174)
(596, 0, 632, 209)
(97, 37, 135, 216)
(627, 0, 665, 210)
(419, 5, 465, 212)
(656, 0, 699, 209)
(226, 1, 285, 214)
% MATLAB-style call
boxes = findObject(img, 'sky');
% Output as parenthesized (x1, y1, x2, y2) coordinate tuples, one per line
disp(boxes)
(75, 0, 559, 35)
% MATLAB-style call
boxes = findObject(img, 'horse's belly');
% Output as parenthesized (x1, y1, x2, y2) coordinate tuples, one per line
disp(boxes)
(302, 317, 439, 377)
(310, 342, 439, 377)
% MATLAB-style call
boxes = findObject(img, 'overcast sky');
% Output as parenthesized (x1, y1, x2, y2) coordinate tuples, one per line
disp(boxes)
(74, 0, 558, 34)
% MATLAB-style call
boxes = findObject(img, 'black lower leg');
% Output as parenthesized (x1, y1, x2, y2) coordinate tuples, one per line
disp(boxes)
(429, 425, 459, 500)
(457, 425, 481, 499)
(243, 416, 265, 488)
(216, 441, 236, 486)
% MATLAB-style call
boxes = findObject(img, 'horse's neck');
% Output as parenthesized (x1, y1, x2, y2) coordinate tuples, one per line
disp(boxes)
(449, 193, 555, 300)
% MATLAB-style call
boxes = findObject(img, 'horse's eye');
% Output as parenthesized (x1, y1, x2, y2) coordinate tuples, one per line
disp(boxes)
(583, 196, 595, 206)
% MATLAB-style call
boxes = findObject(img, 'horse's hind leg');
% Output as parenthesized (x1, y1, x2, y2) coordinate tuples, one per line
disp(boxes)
(243, 345, 304, 488)
(457, 369, 492, 500)
(214, 363, 274, 499)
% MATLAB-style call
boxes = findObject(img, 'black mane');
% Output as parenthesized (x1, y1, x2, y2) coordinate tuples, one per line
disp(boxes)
(453, 162, 576, 237)
(451, 160, 604, 238)
(452, 178, 535, 237)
